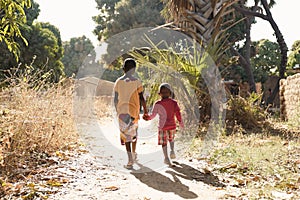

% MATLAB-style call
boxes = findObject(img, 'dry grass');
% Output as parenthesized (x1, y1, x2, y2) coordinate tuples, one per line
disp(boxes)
(186, 93, 300, 199)
(189, 123, 300, 199)
(94, 96, 113, 119)
(0, 68, 78, 180)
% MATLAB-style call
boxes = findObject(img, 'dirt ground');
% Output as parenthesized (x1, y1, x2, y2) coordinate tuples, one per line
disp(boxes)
(48, 117, 229, 200)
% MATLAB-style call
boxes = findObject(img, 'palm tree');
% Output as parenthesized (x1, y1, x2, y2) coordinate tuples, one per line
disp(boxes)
(162, 0, 238, 46)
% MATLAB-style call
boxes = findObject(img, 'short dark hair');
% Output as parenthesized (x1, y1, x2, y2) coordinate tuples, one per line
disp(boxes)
(122, 58, 136, 73)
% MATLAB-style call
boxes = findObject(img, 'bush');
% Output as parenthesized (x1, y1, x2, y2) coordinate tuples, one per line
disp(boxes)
(0, 66, 78, 178)
(226, 93, 267, 132)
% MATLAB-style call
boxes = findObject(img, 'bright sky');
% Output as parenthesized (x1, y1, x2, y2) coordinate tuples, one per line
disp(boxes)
(35, 0, 299, 50)
(250, 0, 300, 50)
(35, 0, 99, 46)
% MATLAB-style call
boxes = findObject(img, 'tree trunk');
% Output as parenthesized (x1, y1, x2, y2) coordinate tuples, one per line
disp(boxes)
(244, 17, 257, 93)
(260, 0, 288, 104)
(233, 0, 288, 104)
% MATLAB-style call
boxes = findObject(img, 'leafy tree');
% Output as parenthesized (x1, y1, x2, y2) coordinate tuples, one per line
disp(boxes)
(251, 39, 280, 83)
(0, 1, 65, 82)
(62, 36, 95, 77)
(287, 40, 300, 69)
(23, 22, 65, 81)
(93, 0, 119, 40)
(0, 0, 31, 59)
(93, 0, 165, 41)
(234, 0, 287, 78)
(233, 0, 288, 104)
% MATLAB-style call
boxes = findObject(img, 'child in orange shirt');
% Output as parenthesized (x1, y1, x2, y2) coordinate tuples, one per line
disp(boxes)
(114, 58, 148, 169)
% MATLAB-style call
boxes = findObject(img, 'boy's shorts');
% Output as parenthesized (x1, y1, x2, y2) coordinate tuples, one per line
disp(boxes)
(158, 129, 176, 146)
(119, 114, 138, 145)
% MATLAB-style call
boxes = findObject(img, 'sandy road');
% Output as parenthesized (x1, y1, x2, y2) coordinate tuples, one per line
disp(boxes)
(49, 116, 226, 200)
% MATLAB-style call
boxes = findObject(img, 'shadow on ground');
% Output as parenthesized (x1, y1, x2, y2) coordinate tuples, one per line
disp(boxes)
(131, 161, 225, 199)
(167, 161, 225, 187)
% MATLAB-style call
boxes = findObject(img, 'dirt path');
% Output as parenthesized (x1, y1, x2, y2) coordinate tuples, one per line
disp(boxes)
(49, 117, 227, 200)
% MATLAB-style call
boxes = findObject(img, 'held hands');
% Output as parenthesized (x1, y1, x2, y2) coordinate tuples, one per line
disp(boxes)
(143, 113, 150, 121)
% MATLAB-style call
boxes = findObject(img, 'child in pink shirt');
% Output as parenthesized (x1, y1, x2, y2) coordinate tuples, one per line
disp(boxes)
(144, 83, 184, 166)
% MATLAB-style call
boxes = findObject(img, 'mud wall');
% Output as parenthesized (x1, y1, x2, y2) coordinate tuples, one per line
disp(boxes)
(75, 77, 114, 97)
(280, 73, 300, 120)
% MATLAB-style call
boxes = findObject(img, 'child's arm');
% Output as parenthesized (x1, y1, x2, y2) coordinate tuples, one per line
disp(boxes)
(147, 103, 158, 120)
(175, 102, 184, 128)
(139, 92, 148, 115)
(143, 102, 158, 121)
(114, 92, 119, 111)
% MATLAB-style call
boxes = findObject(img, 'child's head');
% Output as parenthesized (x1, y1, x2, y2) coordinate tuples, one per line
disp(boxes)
(122, 58, 136, 74)
(158, 83, 173, 99)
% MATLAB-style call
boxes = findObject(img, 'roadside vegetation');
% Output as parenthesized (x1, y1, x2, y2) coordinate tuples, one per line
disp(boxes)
(1, 0, 300, 199)
(0, 66, 78, 198)
(189, 97, 300, 199)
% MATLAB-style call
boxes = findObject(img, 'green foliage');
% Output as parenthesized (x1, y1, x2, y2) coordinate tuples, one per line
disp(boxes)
(0, 1, 65, 83)
(93, 0, 165, 41)
(23, 0, 39, 25)
(62, 36, 95, 77)
(0, 21, 65, 82)
(221, 39, 282, 84)
(251, 39, 281, 83)
(129, 37, 214, 121)
(0, 0, 31, 59)
(93, 0, 166, 72)
(287, 40, 300, 69)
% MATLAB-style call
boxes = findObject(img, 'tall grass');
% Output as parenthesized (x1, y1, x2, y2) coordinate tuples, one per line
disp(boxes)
(0, 65, 78, 177)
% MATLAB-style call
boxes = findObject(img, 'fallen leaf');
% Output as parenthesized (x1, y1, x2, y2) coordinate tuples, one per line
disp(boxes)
(236, 179, 245, 186)
(105, 186, 119, 191)
(223, 194, 237, 198)
(221, 163, 237, 170)
(274, 174, 282, 181)
(46, 179, 63, 187)
(251, 175, 261, 182)
(286, 183, 297, 189)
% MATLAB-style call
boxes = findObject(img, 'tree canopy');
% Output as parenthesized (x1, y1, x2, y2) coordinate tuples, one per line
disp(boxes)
(0, 0, 32, 59)
(62, 36, 95, 77)
(287, 40, 300, 69)
(0, 0, 65, 82)
(93, 0, 165, 41)
(251, 39, 281, 83)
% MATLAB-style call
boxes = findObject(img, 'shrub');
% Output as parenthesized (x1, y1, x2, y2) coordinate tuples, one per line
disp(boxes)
(0, 66, 78, 177)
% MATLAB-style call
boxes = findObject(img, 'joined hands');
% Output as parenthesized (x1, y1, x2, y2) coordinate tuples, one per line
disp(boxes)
(143, 113, 150, 121)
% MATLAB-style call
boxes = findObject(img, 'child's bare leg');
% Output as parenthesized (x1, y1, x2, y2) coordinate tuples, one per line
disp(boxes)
(170, 141, 174, 152)
(131, 140, 138, 161)
(170, 141, 176, 159)
(132, 140, 137, 153)
(125, 142, 132, 152)
(125, 142, 133, 168)
(162, 144, 168, 158)
(162, 144, 171, 165)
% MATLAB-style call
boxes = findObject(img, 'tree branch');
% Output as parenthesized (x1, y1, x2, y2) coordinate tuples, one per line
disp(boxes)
(232, 4, 269, 20)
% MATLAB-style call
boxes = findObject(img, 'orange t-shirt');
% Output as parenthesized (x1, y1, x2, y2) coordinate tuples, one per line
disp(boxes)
(114, 77, 143, 121)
